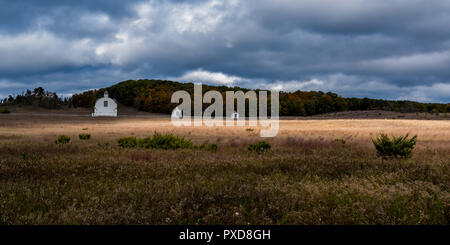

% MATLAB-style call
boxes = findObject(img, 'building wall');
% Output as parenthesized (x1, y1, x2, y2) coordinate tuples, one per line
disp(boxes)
(92, 98, 117, 117)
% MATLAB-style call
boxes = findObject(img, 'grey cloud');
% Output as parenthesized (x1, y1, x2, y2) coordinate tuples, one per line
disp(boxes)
(0, 0, 449, 103)
(251, 0, 450, 36)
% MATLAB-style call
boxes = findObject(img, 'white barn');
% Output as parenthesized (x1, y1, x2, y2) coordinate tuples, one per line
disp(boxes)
(92, 91, 117, 117)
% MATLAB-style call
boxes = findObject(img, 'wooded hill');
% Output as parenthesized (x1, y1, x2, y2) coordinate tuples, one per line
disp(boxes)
(2, 79, 449, 116)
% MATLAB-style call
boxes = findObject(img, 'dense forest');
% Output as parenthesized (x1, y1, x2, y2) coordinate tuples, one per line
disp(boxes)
(2, 79, 450, 115)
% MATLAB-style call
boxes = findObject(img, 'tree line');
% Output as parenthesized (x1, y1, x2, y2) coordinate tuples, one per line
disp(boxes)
(2, 80, 450, 115)
(0, 87, 68, 109)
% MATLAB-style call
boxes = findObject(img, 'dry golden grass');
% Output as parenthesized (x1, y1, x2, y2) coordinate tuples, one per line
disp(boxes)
(0, 114, 449, 224)
(2, 114, 450, 140)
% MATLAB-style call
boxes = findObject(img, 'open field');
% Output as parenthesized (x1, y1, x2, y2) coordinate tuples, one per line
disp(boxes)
(0, 113, 449, 224)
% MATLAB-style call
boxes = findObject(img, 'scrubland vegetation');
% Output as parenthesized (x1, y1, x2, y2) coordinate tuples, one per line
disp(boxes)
(0, 115, 448, 224)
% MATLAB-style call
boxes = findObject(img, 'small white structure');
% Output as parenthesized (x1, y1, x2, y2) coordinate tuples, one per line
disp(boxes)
(92, 91, 117, 117)
(231, 111, 239, 120)
(172, 107, 183, 119)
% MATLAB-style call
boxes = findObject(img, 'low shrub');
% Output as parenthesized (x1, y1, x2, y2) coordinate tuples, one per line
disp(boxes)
(119, 133, 193, 150)
(140, 133, 193, 150)
(118, 137, 138, 148)
(0, 108, 11, 114)
(55, 135, 70, 145)
(79, 134, 91, 140)
(248, 141, 271, 153)
(372, 134, 417, 158)
(136, 137, 153, 149)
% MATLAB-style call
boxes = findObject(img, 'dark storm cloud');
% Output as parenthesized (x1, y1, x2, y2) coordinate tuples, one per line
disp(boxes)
(0, 0, 449, 102)
(252, 0, 449, 34)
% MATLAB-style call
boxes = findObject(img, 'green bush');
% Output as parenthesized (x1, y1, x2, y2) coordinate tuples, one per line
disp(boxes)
(118, 133, 193, 150)
(55, 135, 70, 144)
(79, 134, 91, 140)
(118, 137, 138, 148)
(248, 141, 271, 153)
(372, 134, 417, 158)
(0, 108, 11, 114)
(139, 133, 193, 150)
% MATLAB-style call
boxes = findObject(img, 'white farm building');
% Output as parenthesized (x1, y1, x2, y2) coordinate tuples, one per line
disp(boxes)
(92, 91, 118, 117)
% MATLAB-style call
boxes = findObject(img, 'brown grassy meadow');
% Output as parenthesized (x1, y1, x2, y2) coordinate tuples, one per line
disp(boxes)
(0, 113, 449, 224)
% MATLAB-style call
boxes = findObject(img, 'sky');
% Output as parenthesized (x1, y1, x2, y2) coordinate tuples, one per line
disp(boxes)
(1, 0, 450, 103)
